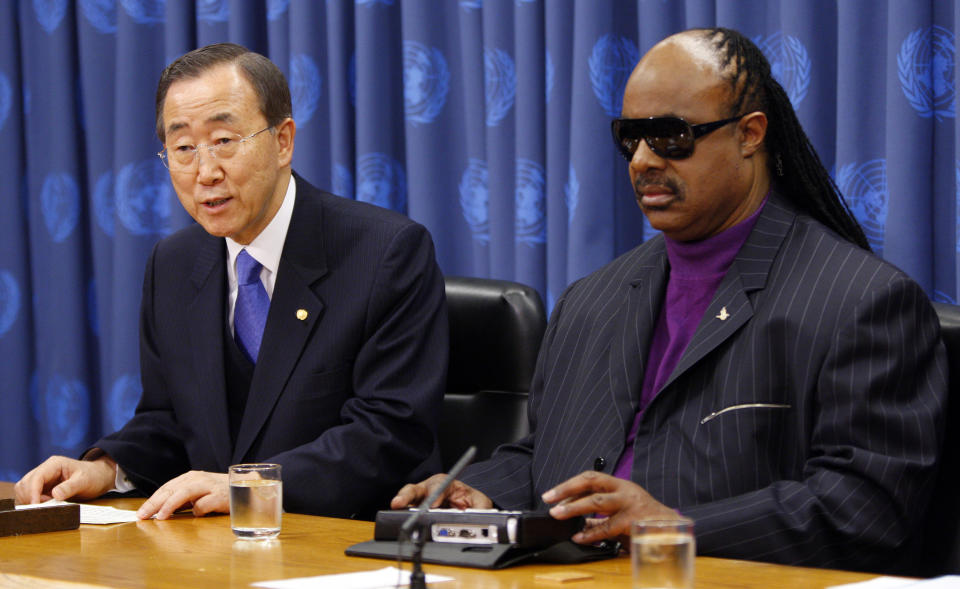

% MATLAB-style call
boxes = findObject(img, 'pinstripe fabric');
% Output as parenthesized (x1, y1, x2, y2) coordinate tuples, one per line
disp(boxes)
(460, 193, 947, 573)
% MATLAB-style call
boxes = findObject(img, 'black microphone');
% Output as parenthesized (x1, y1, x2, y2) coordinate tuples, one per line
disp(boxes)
(401, 445, 476, 536)
(401, 446, 476, 589)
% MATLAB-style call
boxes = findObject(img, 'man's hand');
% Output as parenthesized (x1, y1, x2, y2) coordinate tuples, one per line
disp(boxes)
(136, 471, 229, 520)
(391, 474, 494, 510)
(542, 471, 678, 545)
(14, 455, 117, 505)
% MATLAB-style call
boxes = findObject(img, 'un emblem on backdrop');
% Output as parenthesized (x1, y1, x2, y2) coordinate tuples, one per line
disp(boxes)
(836, 159, 888, 256)
(459, 158, 490, 243)
(267, 0, 290, 20)
(484, 48, 517, 127)
(33, 0, 67, 33)
(403, 41, 450, 125)
(754, 32, 811, 109)
(41, 172, 80, 243)
(80, 0, 117, 33)
(356, 153, 407, 213)
(564, 163, 579, 226)
(589, 35, 640, 117)
(0, 73, 10, 132)
(898, 26, 956, 121)
(116, 159, 174, 236)
(109, 374, 141, 432)
(333, 163, 355, 200)
(0, 270, 21, 337)
(197, 0, 229, 22)
(290, 54, 322, 126)
(43, 374, 90, 450)
(515, 159, 546, 245)
(119, 0, 165, 25)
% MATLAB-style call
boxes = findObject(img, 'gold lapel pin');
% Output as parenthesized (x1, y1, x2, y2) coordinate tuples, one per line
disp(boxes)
(716, 307, 729, 321)
(296, 309, 308, 321)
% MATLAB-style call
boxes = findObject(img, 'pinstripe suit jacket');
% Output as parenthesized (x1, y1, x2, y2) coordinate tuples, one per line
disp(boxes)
(460, 193, 947, 572)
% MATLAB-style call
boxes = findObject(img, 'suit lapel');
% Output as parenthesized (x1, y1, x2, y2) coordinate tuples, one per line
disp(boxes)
(607, 237, 669, 424)
(658, 194, 797, 392)
(187, 235, 233, 470)
(232, 186, 328, 463)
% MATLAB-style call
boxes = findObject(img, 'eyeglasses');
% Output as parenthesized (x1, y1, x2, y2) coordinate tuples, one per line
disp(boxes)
(610, 114, 746, 160)
(158, 126, 273, 170)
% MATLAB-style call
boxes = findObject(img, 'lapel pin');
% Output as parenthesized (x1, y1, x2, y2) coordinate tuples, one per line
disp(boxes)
(716, 307, 729, 321)
(296, 309, 308, 321)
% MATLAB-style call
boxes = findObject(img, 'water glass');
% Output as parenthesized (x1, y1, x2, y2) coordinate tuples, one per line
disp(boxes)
(228, 463, 282, 540)
(631, 517, 695, 589)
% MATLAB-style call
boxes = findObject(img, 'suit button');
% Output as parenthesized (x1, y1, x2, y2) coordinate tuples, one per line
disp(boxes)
(593, 457, 606, 471)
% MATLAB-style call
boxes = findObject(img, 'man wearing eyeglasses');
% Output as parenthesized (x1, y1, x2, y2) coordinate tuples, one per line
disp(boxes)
(16, 43, 447, 520)
(393, 28, 945, 572)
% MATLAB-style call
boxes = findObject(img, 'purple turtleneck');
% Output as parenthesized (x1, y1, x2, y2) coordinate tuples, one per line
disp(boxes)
(612, 196, 768, 481)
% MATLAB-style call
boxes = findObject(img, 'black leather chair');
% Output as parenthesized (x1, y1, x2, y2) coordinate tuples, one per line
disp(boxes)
(440, 276, 547, 470)
(918, 302, 960, 575)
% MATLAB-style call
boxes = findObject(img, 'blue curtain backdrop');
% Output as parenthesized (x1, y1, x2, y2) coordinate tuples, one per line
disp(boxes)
(1, 0, 958, 479)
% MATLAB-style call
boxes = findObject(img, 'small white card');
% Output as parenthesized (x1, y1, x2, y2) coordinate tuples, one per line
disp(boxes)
(251, 566, 454, 588)
(16, 499, 140, 524)
(827, 575, 960, 588)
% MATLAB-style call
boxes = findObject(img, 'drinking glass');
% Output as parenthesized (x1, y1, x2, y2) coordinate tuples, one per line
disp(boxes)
(631, 517, 695, 589)
(228, 463, 282, 540)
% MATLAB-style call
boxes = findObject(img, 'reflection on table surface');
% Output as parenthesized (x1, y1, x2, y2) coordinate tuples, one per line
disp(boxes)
(0, 482, 894, 588)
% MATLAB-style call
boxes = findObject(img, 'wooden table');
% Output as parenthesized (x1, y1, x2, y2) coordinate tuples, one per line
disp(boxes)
(0, 482, 891, 588)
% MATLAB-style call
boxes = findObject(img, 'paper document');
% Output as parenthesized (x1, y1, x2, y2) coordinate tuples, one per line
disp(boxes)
(827, 575, 960, 588)
(252, 566, 453, 588)
(16, 499, 140, 524)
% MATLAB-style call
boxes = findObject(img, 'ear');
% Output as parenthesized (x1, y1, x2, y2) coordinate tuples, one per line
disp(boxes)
(739, 111, 767, 157)
(275, 117, 296, 167)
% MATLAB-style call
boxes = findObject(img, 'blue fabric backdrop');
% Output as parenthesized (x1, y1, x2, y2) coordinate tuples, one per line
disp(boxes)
(1, 0, 958, 479)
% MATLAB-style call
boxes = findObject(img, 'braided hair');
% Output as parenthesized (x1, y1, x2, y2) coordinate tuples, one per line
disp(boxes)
(695, 27, 870, 250)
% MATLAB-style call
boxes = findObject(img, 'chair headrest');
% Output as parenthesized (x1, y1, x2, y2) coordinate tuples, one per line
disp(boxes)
(445, 276, 547, 393)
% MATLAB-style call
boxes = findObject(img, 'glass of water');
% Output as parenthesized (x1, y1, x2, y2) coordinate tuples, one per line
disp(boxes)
(631, 517, 695, 589)
(228, 463, 282, 540)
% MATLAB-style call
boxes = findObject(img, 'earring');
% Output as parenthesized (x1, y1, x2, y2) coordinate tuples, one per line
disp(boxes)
(776, 153, 784, 177)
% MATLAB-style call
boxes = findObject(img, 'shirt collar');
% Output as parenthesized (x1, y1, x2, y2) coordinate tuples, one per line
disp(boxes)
(225, 175, 297, 284)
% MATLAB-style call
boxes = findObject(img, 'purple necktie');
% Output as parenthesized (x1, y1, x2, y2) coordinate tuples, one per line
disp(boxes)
(235, 250, 270, 363)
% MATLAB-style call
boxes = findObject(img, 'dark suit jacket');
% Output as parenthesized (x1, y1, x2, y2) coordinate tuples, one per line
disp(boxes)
(461, 193, 947, 572)
(97, 174, 447, 518)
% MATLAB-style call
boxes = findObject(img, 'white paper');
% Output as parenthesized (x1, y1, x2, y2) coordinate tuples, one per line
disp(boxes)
(16, 499, 140, 524)
(827, 575, 960, 589)
(251, 566, 453, 589)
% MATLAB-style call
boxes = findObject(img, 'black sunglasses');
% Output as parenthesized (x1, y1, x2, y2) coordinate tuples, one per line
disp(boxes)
(611, 114, 746, 160)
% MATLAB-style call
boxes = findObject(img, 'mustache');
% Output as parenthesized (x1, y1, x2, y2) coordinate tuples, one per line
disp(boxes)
(634, 175, 680, 194)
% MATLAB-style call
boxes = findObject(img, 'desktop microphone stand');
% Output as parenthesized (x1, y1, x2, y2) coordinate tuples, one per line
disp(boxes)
(400, 446, 476, 589)
(409, 524, 428, 589)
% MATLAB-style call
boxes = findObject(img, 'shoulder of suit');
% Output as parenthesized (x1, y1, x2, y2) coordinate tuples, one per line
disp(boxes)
(297, 178, 423, 234)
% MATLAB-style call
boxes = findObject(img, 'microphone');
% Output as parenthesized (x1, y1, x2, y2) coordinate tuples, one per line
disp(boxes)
(401, 445, 476, 536)
(401, 445, 476, 589)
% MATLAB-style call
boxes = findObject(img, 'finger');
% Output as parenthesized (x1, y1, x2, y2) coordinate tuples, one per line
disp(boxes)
(548, 492, 614, 520)
(542, 471, 616, 504)
(391, 483, 427, 509)
(571, 510, 639, 544)
(447, 482, 494, 509)
(138, 480, 181, 519)
(191, 493, 226, 517)
(154, 486, 198, 520)
(16, 458, 69, 504)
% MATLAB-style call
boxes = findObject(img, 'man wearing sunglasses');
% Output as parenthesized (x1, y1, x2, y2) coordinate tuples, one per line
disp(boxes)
(16, 44, 447, 520)
(393, 28, 945, 573)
